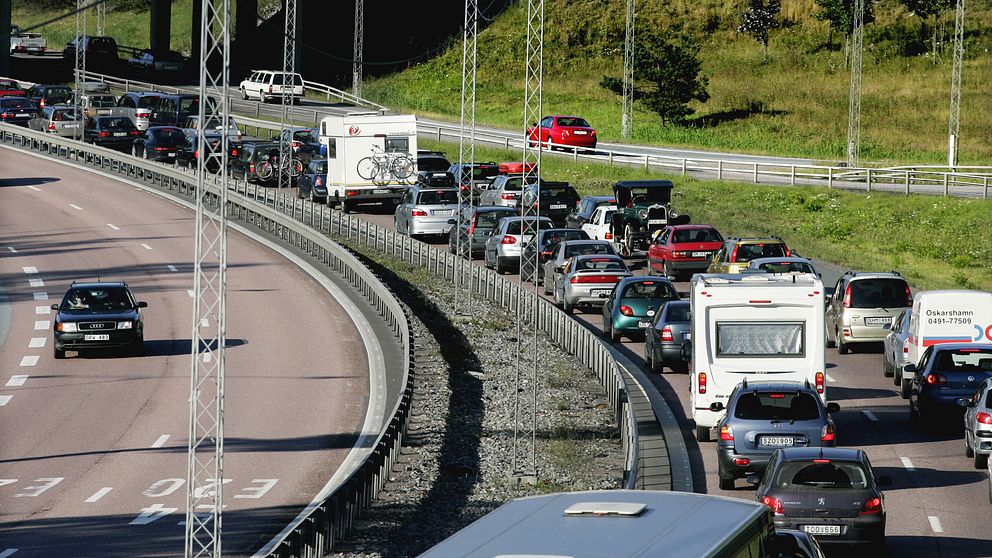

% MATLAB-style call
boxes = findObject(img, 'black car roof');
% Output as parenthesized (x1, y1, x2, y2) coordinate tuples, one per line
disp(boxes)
(615, 180, 674, 189)
(776, 447, 864, 462)
(927, 343, 992, 352)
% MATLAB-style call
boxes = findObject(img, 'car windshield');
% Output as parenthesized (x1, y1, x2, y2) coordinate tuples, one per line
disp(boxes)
(557, 117, 590, 127)
(774, 461, 870, 490)
(932, 348, 992, 373)
(101, 117, 133, 129)
(622, 281, 677, 301)
(292, 129, 312, 142)
(505, 219, 552, 235)
(574, 257, 626, 272)
(1, 99, 34, 109)
(476, 211, 516, 229)
(735, 243, 787, 262)
(673, 228, 722, 243)
(565, 243, 613, 257)
(89, 95, 116, 107)
(152, 128, 187, 141)
(137, 95, 161, 108)
(848, 278, 910, 308)
(61, 287, 133, 311)
(417, 190, 458, 205)
(758, 261, 815, 274)
(625, 188, 671, 204)
(664, 303, 691, 322)
(734, 392, 820, 421)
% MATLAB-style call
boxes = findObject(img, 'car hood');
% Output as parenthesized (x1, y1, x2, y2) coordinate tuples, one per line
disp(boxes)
(57, 309, 139, 322)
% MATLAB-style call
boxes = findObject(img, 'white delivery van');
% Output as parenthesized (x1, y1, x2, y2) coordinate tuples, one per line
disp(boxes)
(690, 273, 826, 442)
(906, 290, 992, 372)
(318, 112, 417, 212)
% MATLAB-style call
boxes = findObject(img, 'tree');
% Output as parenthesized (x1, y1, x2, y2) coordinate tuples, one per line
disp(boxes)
(901, 0, 953, 57)
(600, 32, 709, 126)
(814, 0, 875, 46)
(738, 0, 781, 57)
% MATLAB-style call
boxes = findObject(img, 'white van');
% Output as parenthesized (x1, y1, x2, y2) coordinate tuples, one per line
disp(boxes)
(905, 290, 992, 376)
(318, 112, 417, 212)
(690, 273, 826, 442)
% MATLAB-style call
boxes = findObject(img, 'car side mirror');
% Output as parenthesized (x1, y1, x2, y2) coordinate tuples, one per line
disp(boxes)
(826, 402, 840, 413)
(554, 265, 564, 273)
(745, 474, 762, 485)
(137, 301, 148, 308)
(680, 340, 692, 362)
(876, 475, 892, 487)
(903, 364, 917, 374)
(50, 303, 59, 311)
(957, 397, 974, 408)
(709, 402, 724, 412)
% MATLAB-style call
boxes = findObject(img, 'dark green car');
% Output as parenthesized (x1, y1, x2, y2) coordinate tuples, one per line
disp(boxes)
(609, 180, 690, 256)
(602, 276, 680, 342)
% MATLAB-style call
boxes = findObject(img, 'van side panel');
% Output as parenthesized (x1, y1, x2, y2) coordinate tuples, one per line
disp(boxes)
(907, 290, 992, 367)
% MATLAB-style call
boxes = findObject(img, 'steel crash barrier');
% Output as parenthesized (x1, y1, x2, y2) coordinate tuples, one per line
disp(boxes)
(0, 123, 693, 556)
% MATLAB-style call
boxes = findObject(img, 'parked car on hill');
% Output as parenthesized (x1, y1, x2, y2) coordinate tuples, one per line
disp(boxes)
(526, 115, 597, 151)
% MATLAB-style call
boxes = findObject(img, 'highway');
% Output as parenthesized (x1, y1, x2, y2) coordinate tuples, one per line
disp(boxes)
(0, 148, 373, 557)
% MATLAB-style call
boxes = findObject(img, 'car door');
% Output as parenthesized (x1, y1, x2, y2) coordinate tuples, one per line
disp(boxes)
(397, 188, 415, 232)
(486, 220, 505, 263)
(965, 384, 985, 443)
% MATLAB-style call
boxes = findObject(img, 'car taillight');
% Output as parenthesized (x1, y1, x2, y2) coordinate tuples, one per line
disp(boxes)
(130, 130, 140, 135)
(905, 284, 913, 304)
(47, 122, 55, 131)
(698, 372, 706, 394)
(0, 113, 7, 119)
(719, 425, 734, 441)
(661, 325, 673, 342)
(230, 148, 238, 157)
(821, 423, 836, 442)
(761, 496, 784, 515)
(194, 149, 200, 158)
(673, 251, 691, 258)
(605, 232, 613, 240)
(926, 373, 947, 385)
(619, 305, 633, 316)
(903, 345, 909, 354)
(860, 497, 882, 515)
(977, 412, 992, 425)
(291, 141, 301, 148)
(730, 245, 739, 262)
(501, 235, 518, 245)
(501, 193, 515, 200)
(843, 284, 852, 308)
(154, 146, 168, 151)
(39, 99, 45, 108)
(411, 209, 428, 217)
(815, 372, 824, 394)
(248, 162, 254, 171)
(98, 131, 109, 137)
(346, 190, 359, 197)
(570, 275, 622, 284)
(137, 110, 150, 118)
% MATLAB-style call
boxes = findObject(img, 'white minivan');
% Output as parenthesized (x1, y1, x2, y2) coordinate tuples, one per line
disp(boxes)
(239, 70, 304, 103)
(905, 290, 992, 384)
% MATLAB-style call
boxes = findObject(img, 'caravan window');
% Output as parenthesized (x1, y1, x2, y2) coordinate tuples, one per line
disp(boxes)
(716, 322, 805, 358)
(385, 136, 409, 153)
(326, 138, 336, 159)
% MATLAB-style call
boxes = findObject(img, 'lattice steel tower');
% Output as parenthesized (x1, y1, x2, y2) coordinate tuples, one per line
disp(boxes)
(621, 0, 635, 139)
(353, 0, 363, 97)
(512, 0, 543, 483)
(846, 0, 864, 167)
(453, 0, 478, 314)
(73, 0, 87, 141)
(278, 0, 297, 189)
(185, 0, 231, 555)
(96, 0, 106, 36)
(947, 0, 965, 166)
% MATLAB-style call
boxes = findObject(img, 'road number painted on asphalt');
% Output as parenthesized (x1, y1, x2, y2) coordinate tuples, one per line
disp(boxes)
(15, 477, 63, 497)
(234, 479, 278, 499)
(130, 503, 178, 525)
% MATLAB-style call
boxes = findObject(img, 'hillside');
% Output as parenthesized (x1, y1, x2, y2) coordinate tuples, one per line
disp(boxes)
(362, 0, 992, 165)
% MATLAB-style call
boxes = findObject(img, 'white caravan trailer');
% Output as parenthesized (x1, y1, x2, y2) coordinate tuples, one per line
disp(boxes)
(317, 112, 417, 212)
(690, 273, 826, 442)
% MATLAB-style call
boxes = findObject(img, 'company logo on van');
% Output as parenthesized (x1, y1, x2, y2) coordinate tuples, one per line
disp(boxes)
(348, 125, 360, 136)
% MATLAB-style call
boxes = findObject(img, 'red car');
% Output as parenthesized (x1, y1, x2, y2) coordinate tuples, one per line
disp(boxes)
(526, 115, 597, 150)
(647, 224, 724, 280)
(0, 79, 24, 98)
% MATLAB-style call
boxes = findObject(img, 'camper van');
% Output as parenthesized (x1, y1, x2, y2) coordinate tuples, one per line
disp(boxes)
(690, 273, 826, 442)
(905, 290, 992, 379)
(317, 112, 417, 213)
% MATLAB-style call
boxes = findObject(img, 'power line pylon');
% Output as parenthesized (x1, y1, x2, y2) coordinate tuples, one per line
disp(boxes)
(73, 0, 87, 141)
(185, 0, 231, 555)
(96, 0, 106, 36)
(621, 0, 635, 139)
(277, 0, 297, 189)
(353, 0, 363, 97)
(947, 0, 965, 166)
(846, 0, 864, 167)
(453, 0, 478, 315)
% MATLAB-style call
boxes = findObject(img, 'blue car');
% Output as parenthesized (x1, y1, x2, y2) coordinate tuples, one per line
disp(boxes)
(908, 343, 992, 424)
(297, 159, 328, 203)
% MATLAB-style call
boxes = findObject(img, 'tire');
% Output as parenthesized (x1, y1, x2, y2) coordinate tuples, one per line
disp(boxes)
(966, 433, 975, 458)
(893, 364, 901, 385)
(653, 352, 665, 373)
(696, 425, 710, 442)
(975, 452, 988, 470)
(132, 145, 138, 157)
(718, 476, 735, 491)
(297, 187, 305, 199)
(342, 200, 352, 214)
(610, 324, 622, 342)
(563, 297, 574, 314)
(837, 329, 849, 355)
(644, 346, 654, 369)
(241, 87, 248, 100)
(900, 378, 912, 399)
(883, 359, 894, 378)
(663, 260, 676, 280)
(54, 346, 65, 360)
(543, 275, 553, 296)
(391, 156, 414, 180)
(624, 224, 636, 256)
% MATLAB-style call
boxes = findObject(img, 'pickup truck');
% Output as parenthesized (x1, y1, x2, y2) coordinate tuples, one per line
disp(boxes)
(9, 25, 47, 55)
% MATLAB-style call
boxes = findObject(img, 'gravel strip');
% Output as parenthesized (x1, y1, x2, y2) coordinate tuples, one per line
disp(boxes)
(333, 247, 623, 557)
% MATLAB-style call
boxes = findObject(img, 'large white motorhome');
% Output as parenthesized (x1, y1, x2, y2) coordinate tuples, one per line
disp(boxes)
(317, 112, 417, 212)
(689, 273, 826, 442)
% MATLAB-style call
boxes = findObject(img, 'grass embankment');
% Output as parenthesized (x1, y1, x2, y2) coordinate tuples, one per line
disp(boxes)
(422, 138, 992, 292)
(366, 0, 992, 165)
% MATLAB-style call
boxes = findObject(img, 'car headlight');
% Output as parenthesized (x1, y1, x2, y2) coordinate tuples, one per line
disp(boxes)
(59, 322, 78, 332)
(638, 209, 648, 219)
(117, 321, 134, 329)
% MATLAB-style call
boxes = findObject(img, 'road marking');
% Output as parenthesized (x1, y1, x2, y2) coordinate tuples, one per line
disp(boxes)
(85, 487, 113, 503)
(0, 396, 12, 406)
(200, 318, 209, 328)
(69, 204, 83, 210)
(22, 267, 37, 274)
(35, 306, 48, 315)
(28, 338, 45, 348)
(140, 243, 153, 250)
(130, 503, 178, 525)
(826, 373, 837, 383)
(107, 224, 120, 231)
(28, 279, 44, 288)
(0, 548, 18, 558)
(7, 247, 16, 253)
(6, 376, 27, 387)
(32, 292, 48, 301)
(167, 265, 178, 272)
(19, 356, 38, 367)
(202, 353, 212, 363)
(34, 321, 49, 330)
(928, 515, 944, 533)
(151, 435, 170, 448)
(187, 289, 195, 298)
(862, 410, 879, 422)
(27, 185, 41, 192)
(900, 456, 915, 471)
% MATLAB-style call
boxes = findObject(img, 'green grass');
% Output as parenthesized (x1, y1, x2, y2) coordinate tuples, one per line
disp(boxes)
(364, 0, 992, 165)
(422, 138, 992, 292)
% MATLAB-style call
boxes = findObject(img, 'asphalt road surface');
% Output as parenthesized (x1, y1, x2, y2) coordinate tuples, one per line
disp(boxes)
(0, 148, 371, 557)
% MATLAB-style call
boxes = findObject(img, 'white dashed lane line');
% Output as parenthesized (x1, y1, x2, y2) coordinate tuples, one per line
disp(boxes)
(928, 515, 944, 533)
(32, 292, 48, 301)
(167, 265, 178, 272)
(6, 376, 27, 387)
(28, 279, 43, 288)
(7, 247, 17, 253)
(862, 410, 879, 422)
(140, 244, 153, 250)
(28, 338, 46, 348)
(0, 547, 18, 557)
(34, 306, 48, 315)
(106, 224, 120, 231)
(0, 396, 12, 407)
(151, 435, 171, 448)
(69, 204, 83, 210)
(900, 457, 916, 471)
(19, 356, 39, 367)
(85, 487, 113, 503)
(22, 267, 37, 274)
(34, 321, 50, 330)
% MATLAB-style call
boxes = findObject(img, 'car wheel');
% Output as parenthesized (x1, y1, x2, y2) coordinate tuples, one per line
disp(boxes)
(644, 346, 653, 369)
(836, 329, 849, 355)
(624, 224, 636, 256)
(893, 364, 901, 385)
(342, 200, 352, 214)
(653, 350, 665, 373)
(610, 324, 622, 342)
(543, 276, 552, 295)
(663, 260, 676, 280)
(975, 452, 988, 470)
(900, 378, 912, 399)
(966, 433, 975, 458)
(883, 359, 894, 378)
(54, 346, 65, 360)
(131, 145, 138, 157)
(241, 87, 248, 100)
(143, 148, 150, 160)
(718, 476, 735, 491)
(495, 260, 507, 275)
(563, 298, 574, 314)
(298, 187, 305, 200)
(695, 425, 710, 442)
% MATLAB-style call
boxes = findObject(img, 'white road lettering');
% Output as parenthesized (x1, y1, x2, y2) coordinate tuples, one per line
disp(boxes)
(193, 478, 233, 499)
(107, 224, 120, 231)
(0, 480, 17, 488)
(140, 244, 153, 250)
(0, 396, 12, 406)
(130, 503, 177, 525)
(6, 376, 28, 387)
(202, 353, 212, 363)
(7, 247, 16, 253)
(69, 204, 82, 210)
(151, 435, 170, 448)
(28, 279, 44, 288)
(235, 479, 279, 499)
(0, 548, 18, 558)
(34, 306, 48, 315)
(19, 356, 38, 367)
(862, 410, 879, 422)
(32, 292, 48, 301)
(34, 320, 49, 330)
(22, 267, 37, 274)
(15, 477, 63, 497)
(143, 478, 184, 498)
(85, 487, 113, 503)
(28, 338, 45, 348)
(167, 265, 178, 272)
(187, 289, 195, 298)
(928, 515, 944, 533)
(900, 456, 916, 471)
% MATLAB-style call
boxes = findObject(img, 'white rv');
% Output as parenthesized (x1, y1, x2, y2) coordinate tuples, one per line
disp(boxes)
(689, 273, 826, 442)
(317, 112, 418, 212)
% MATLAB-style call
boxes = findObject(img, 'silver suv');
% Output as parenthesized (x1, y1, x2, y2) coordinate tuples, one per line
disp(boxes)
(825, 271, 911, 355)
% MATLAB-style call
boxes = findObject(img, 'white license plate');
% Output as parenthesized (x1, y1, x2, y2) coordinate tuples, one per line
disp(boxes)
(431, 210, 453, 216)
(113, 132, 127, 137)
(638, 321, 651, 328)
(802, 525, 841, 536)
(16, 113, 28, 117)
(549, 204, 567, 210)
(168, 152, 176, 157)
(590, 289, 610, 297)
(64, 124, 79, 128)
(573, 130, 588, 135)
(84, 334, 110, 341)
(760, 436, 794, 447)
(682, 332, 691, 341)
(865, 317, 891, 325)
(692, 251, 710, 257)
(648, 219, 666, 225)
(373, 189, 391, 194)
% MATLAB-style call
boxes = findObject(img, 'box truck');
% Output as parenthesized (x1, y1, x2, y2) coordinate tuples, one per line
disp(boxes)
(905, 290, 992, 380)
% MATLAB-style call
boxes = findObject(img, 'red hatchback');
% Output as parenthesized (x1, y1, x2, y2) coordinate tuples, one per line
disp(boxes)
(647, 225, 724, 280)
(526, 115, 597, 150)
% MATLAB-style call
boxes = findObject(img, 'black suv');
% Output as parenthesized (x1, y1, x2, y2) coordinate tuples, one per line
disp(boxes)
(51, 282, 147, 359)
(417, 150, 451, 172)
(24, 84, 73, 109)
(519, 181, 580, 228)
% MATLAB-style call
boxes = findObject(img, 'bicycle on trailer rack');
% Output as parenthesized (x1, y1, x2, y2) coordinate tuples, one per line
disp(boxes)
(255, 149, 304, 185)
(356, 145, 415, 185)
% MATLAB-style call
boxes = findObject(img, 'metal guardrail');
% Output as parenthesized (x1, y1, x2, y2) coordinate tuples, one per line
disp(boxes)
(301, 78, 386, 111)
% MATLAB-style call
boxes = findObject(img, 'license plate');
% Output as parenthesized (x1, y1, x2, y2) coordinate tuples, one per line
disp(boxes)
(431, 210, 453, 216)
(64, 124, 79, 128)
(638, 321, 651, 328)
(692, 251, 710, 257)
(648, 219, 666, 225)
(590, 289, 610, 297)
(373, 189, 391, 194)
(865, 317, 891, 325)
(168, 152, 176, 157)
(573, 130, 587, 135)
(84, 334, 110, 341)
(802, 525, 841, 536)
(760, 436, 794, 447)
(114, 132, 127, 137)
(683, 332, 691, 341)
(16, 113, 28, 117)
(549, 204, 567, 210)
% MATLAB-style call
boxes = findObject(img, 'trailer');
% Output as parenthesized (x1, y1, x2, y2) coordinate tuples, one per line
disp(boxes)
(689, 273, 826, 442)
(317, 112, 417, 213)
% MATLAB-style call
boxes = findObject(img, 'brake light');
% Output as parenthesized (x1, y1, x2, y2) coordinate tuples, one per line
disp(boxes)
(501, 235, 518, 245)
(39, 98, 45, 108)
(47, 122, 55, 131)
(905, 284, 913, 304)
(730, 245, 739, 261)
(926, 374, 947, 385)
(761, 496, 784, 515)
(501, 193, 515, 200)
(154, 146, 168, 151)
(346, 190, 359, 197)
(411, 209, 428, 217)
(860, 497, 883, 515)
(619, 305, 633, 316)
(673, 251, 691, 258)
(605, 232, 613, 240)
(821, 423, 836, 442)
(248, 162, 254, 171)
(661, 325, 673, 342)
(291, 141, 301, 148)
(843, 284, 852, 308)
(230, 148, 238, 157)
(570, 275, 621, 284)
(749, 300, 772, 304)
(98, 131, 109, 137)
(136, 110, 150, 118)
(977, 412, 992, 425)
(813, 459, 831, 463)
(719, 425, 734, 441)
(130, 130, 140, 135)
(903, 345, 909, 354)
(698, 372, 706, 394)
(733, 457, 749, 466)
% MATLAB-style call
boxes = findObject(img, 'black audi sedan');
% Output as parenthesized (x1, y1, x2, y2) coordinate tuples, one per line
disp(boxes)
(131, 126, 187, 162)
(0, 96, 39, 126)
(51, 282, 147, 359)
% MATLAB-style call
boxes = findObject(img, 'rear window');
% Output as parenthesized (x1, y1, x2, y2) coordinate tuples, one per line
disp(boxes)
(475, 211, 515, 229)
(46, 87, 72, 102)
(417, 190, 458, 205)
(663, 303, 691, 322)
(137, 95, 161, 108)
(716, 322, 805, 357)
(501, 177, 530, 191)
(151, 128, 187, 141)
(101, 117, 133, 128)
(621, 281, 677, 301)
(733, 392, 820, 421)
(541, 230, 588, 248)
(848, 278, 910, 308)
(312, 161, 328, 174)
(932, 348, 992, 373)
(734, 243, 787, 262)
(1, 98, 34, 109)
(673, 228, 722, 243)
(278, 73, 303, 85)
(89, 95, 116, 108)
(565, 243, 613, 257)
(472, 166, 499, 180)
(179, 97, 200, 114)
(505, 219, 552, 235)
(542, 186, 579, 204)
(758, 261, 815, 274)
(52, 109, 79, 121)
(773, 461, 870, 490)
(418, 156, 450, 172)
(575, 258, 626, 272)
(557, 117, 590, 127)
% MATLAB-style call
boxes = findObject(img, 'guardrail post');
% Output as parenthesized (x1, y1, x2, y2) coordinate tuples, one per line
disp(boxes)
(505, 137, 510, 149)
(644, 155, 649, 170)
(717, 160, 723, 180)
(828, 167, 833, 189)
(984, 177, 989, 200)
(681, 158, 687, 176)
(437, 128, 441, 142)
(943, 173, 949, 196)
(608, 151, 613, 166)
(753, 162, 758, 184)
(790, 165, 796, 186)
(867, 168, 872, 192)
(904, 171, 910, 195)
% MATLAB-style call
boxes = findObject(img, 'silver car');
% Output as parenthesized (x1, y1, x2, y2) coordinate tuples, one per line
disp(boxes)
(553, 254, 631, 314)
(883, 308, 913, 398)
(27, 105, 82, 137)
(484, 215, 553, 274)
(959, 377, 992, 469)
(394, 185, 459, 237)
(542, 239, 616, 296)
(745, 256, 820, 277)
(825, 271, 912, 354)
(479, 175, 538, 208)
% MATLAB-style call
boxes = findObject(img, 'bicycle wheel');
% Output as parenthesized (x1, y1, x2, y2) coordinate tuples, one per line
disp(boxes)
(356, 157, 378, 181)
(287, 157, 304, 178)
(390, 156, 415, 180)
(256, 161, 274, 180)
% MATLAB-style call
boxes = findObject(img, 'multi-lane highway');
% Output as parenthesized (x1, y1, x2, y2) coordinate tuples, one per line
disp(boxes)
(0, 148, 375, 556)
